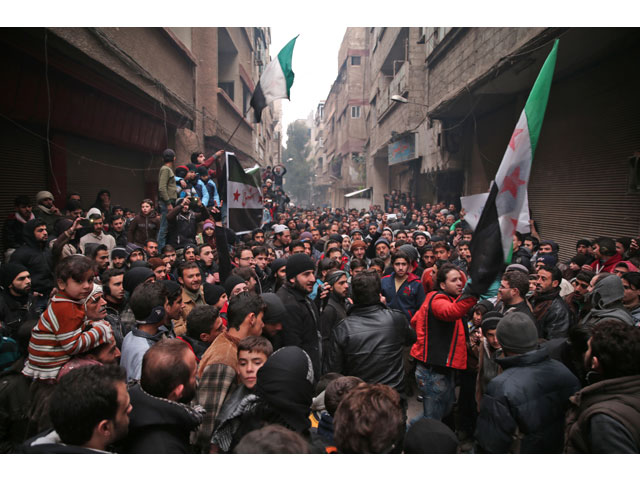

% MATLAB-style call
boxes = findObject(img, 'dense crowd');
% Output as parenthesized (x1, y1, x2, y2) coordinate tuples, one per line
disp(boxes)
(1, 147, 639, 454)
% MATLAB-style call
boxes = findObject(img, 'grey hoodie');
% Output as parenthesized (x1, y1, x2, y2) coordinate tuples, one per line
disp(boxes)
(582, 275, 634, 326)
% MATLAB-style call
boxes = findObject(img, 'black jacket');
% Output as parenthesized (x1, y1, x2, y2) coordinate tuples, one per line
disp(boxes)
(118, 383, 203, 454)
(0, 289, 37, 339)
(531, 288, 572, 339)
(318, 293, 348, 361)
(9, 220, 54, 296)
(323, 303, 416, 394)
(276, 284, 322, 381)
(475, 346, 580, 453)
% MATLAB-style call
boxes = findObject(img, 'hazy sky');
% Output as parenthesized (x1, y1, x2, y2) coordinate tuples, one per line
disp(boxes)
(270, 26, 347, 144)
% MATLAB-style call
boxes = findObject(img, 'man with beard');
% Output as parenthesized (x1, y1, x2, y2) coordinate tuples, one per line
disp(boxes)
(21, 365, 131, 453)
(3, 196, 35, 262)
(79, 213, 115, 255)
(0, 264, 37, 339)
(32, 191, 62, 235)
(174, 262, 206, 337)
(101, 268, 127, 349)
(121, 339, 202, 453)
(277, 253, 322, 379)
(197, 244, 218, 285)
(10, 219, 54, 314)
(318, 270, 350, 360)
(565, 270, 595, 323)
(268, 224, 291, 259)
(108, 215, 128, 248)
(531, 265, 572, 339)
(496, 270, 535, 321)
(110, 247, 128, 270)
(565, 320, 640, 453)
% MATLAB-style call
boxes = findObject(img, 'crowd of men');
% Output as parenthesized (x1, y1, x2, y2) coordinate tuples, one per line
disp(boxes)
(1, 147, 639, 454)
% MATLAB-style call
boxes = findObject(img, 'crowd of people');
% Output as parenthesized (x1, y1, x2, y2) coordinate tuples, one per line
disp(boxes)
(1, 146, 639, 454)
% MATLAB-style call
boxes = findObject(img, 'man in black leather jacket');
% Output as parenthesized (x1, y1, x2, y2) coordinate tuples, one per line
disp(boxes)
(323, 271, 416, 395)
(531, 265, 572, 338)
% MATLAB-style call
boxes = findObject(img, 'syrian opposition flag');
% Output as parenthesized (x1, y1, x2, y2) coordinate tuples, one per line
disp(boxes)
(469, 39, 559, 295)
(225, 153, 263, 233)
(250, 36, 298, 123)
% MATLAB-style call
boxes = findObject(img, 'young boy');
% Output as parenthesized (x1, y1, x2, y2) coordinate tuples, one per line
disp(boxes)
(209, 335, 273, 453)
(22, 255, 113, 381)
(236, 335, 273, 389)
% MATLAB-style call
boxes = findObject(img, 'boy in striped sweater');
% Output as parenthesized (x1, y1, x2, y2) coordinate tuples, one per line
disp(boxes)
(22, 255, 113, 381)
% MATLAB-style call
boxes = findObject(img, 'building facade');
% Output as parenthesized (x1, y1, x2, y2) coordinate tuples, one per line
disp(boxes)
(312, 27, 369, 209)
(0, 27, 280, 253)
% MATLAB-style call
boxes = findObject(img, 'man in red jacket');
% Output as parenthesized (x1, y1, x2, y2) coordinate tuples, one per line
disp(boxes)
(410, 263, 477, 422)
(587, 237, 623, 274)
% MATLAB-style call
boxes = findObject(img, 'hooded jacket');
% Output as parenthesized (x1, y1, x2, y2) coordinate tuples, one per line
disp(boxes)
(475, 347, 580, 453)
(582, 275, 635, 327)
(118, 382, 203, 454)
(9, 219, 53, 295)
(589, 253, 624, 274)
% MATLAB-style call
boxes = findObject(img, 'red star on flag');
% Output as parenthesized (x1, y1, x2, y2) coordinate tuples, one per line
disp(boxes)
(233, 189, 240, 201)
(500, 166, 526, 198)
(509, 217, 519, 235)
(509, 128, 524, 151)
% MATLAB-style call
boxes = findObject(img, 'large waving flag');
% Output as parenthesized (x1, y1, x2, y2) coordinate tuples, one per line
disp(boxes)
(226, 153, 263, 234)
(469, 39, 559, 294)
(250, 36, 298, 123)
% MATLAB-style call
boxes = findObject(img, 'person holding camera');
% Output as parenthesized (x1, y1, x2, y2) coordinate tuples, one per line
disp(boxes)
(166, 196, 209, 251)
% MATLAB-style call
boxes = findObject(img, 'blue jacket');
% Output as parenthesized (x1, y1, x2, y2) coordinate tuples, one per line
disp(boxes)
(381, 272, 426, 322)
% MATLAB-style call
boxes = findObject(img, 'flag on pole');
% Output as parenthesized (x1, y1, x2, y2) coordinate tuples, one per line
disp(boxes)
(468, 39, 559, 295)
(250, 36, 298, 123)
(225, 153, 263, 234)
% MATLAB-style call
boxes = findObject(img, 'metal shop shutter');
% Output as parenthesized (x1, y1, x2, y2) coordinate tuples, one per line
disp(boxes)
(528, 84, 640, 262)
(0, 119, 48, 255)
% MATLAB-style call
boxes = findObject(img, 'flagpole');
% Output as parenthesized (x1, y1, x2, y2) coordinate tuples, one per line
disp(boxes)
(224, 106, 251, 150)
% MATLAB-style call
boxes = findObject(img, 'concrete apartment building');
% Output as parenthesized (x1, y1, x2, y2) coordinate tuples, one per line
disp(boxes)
(312, 27, 369, 209)
(0, 27, 280, 253)
(352, 26, 639, 257)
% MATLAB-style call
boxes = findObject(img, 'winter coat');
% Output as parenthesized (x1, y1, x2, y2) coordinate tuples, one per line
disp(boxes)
(19, 429, 108, 454)
(323, 303, 416, 393)
(589, 253, 624, 274)
(0, 289, 37, 339)
(475, 347, 580, 453)
(531, 287, 572, 339)
(166, 203, 208, 250)
(410, 290, 476, 370)
(381, 272, 426, 322)
(564, 375, 640, 453)
(318, 293, 348, 360)
(581, 275, 635, 327)
(276, 283, 322, 381)
(118, 383, 203, 454)
(127, 211, 160, 247)
(9, 219, 54, 296)
(0, 357, 30, 453)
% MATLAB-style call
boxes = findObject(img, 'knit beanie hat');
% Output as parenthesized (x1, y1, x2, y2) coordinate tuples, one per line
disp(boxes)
(175, 165, 188, 178)
(204, 284, 226, 306)
(325, 269, 347, 287)
(260, 293, 287, 325)
(202, 220, 215, 231)
(148, 257, 165, 270)
(161, 280, 182, 299)
(299, 231, 313, 241)
(196, 166, 208, 177)
(36, 191, 54, 203)
(398, 244, 419, 263)
(328, 234, 343, 244)
(505, 263, 529, 274)
(350, 240, 366, 251)
(270, 257, 287, 275)
(1, 263, 29, 289)
(481, 311, 503, 332)
(496, 312, 538, 354)
(123, 267, 155, 295)
(224, 275, 246, 296)
(413, 231, 430, 240)
(374, 238, 390, 248)
(111, 247, 128, 260)
(403, 418, 459, 454)
(286, 253, 315, 280)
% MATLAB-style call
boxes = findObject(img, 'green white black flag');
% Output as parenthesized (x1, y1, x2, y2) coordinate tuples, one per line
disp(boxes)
(225, 153, 263, 234)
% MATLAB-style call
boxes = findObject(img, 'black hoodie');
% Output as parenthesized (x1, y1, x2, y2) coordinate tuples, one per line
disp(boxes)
(9, 219, 53, 295)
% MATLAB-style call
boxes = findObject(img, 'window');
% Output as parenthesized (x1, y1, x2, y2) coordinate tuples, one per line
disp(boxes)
(219, 82, 234, 101)
(351, 106, 361, 118)
(351, 55, 361, 66)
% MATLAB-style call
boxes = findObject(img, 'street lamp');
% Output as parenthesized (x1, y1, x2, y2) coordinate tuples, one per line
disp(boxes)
(391, 94, 428, 108)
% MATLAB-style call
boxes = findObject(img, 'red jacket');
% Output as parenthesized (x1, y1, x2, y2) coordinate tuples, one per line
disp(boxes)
(410, 290, 476, 370)
(589, 253, 623, 274)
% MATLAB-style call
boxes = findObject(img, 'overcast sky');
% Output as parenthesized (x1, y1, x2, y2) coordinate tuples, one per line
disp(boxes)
(270, 26, 346, 144)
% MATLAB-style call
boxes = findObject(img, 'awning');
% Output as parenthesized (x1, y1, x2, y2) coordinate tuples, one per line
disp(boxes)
(344, 187, 372, 198)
